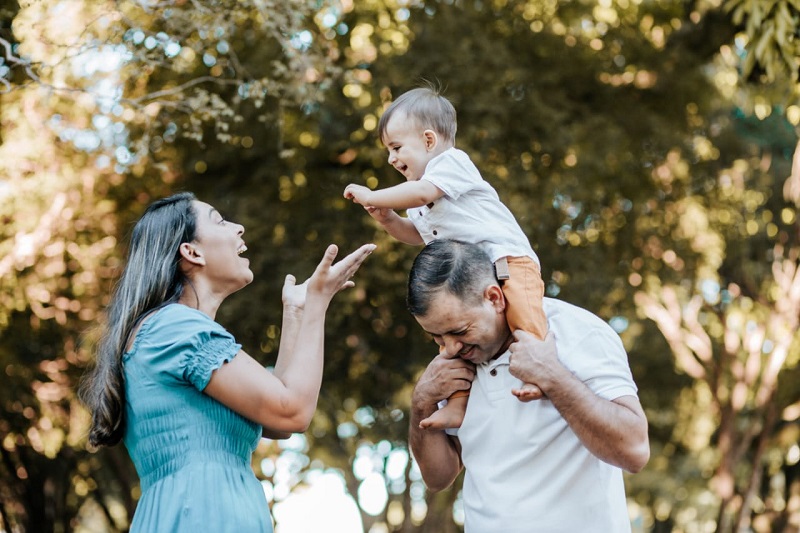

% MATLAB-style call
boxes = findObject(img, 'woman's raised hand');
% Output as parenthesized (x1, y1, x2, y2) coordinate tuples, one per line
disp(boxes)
(281, 274, 308, 310)
(306, 243, 376, 301)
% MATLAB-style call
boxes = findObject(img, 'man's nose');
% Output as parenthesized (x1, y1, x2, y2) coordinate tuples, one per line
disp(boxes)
(443, 337, 463, 356)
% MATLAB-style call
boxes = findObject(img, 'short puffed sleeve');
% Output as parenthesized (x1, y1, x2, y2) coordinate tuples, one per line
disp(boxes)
(132, 304, 242, 391)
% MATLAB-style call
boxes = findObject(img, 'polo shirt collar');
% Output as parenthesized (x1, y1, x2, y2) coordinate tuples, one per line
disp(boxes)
(482, 350, 510, 371)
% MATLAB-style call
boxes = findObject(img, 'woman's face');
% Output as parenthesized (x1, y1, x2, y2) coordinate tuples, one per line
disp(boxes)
(190, 200, 253, 293)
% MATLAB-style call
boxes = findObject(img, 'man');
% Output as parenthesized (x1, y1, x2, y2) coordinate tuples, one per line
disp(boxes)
(407, 240, 649, 532)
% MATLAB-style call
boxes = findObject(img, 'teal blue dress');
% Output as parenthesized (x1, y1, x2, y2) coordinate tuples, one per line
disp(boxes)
(123, 303, 272, 532)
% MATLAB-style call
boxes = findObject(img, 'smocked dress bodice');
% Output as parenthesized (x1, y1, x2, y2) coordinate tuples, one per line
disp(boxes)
(122, 303, 271, 532)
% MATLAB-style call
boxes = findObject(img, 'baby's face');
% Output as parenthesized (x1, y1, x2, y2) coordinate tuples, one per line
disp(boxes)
(382, 113, 436, 181)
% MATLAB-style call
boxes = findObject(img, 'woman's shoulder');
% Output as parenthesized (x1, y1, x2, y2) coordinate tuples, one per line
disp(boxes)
(124, 304, 239, 386)
(143, 303, 224, 340)
(155, 302, 208, 321)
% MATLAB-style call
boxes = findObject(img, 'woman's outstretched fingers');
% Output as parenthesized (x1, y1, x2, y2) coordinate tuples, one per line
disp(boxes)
(322, 244, 339, 267)
(308, 243, 375, 296)
(341, 244, 373, 289)
(311, 244, 340, 279)
(338, 244, 376, 273)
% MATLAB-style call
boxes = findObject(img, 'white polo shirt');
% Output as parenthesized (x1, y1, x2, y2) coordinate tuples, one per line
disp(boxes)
(406, 148, 540, 266)
(452, 298, 638, 532)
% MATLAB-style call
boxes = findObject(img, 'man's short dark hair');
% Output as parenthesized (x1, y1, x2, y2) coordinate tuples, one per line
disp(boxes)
(407, 240, 497, 316)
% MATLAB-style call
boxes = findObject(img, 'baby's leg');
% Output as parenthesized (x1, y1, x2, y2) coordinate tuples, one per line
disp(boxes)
(420, 392, 468, 430)
(500, 256, 548, 402)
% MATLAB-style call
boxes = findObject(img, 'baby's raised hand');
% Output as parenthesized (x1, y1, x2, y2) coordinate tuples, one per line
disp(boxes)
(365, 206, 395, 224)
(343, 184, 372, 206)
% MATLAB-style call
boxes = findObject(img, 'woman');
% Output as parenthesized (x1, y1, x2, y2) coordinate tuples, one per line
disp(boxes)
(79, 192, 375, 531)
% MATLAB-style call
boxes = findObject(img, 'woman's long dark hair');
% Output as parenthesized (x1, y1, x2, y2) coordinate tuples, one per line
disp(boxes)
(79, 192, 197, 447)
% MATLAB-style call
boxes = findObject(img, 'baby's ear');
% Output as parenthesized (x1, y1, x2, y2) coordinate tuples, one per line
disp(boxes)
(423, 129, 439, 151)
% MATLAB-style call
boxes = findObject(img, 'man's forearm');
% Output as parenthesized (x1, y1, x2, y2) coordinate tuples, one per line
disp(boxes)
(409, 404, 463, 492)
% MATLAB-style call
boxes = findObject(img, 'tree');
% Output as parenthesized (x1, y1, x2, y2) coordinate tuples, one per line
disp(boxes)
(725, 0, 800, 83)
(314, 1, 800, 530)
(634, 138, 800, 530)
(0, 0, 340, 530)
(2, 0, 800, 531)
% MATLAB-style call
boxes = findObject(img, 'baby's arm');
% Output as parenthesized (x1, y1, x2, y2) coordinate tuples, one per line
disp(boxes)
(344, 180, 443, 210)
(366, 207, 424, 245)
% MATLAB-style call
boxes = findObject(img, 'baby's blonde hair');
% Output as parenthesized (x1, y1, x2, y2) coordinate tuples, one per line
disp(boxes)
(378, 83, 457, 145)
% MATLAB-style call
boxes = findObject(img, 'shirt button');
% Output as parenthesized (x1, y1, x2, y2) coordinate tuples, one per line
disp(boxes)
(490, 369, 497, 376)
(433, 230, 438, 236)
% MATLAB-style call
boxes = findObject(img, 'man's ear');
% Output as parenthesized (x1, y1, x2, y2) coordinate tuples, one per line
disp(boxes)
(485, 284, 506, 313)
(179, 242, 205, 266)
(423, 129, 439, 151)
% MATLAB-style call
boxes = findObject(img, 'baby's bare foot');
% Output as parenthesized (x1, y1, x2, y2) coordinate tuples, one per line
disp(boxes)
(512, 384, 543, 402)
(419, 397, 467, 430)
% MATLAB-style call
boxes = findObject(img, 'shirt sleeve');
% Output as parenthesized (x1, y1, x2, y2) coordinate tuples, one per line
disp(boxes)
(141, 304, 242, 392)
(422, 150, 483, 200)
(568, 328, 638, 402)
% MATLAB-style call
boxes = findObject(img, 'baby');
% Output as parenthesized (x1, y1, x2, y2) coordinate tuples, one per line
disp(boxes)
(344, 85, 547, 430)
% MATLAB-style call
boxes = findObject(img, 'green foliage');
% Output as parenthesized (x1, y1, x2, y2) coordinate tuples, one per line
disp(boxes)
(1, 0, 800, 531)
(725, 0, 800, 82)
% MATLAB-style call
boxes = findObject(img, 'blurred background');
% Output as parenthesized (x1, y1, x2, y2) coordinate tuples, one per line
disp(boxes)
(1, 0, 799, 531)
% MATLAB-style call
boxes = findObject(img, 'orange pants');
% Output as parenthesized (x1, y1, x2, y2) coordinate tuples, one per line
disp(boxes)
(449, 256, 548, 399)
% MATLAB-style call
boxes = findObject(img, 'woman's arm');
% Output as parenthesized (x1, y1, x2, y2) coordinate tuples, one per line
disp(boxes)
(204, 243, 375, 433)
(258, 295, 303, 439)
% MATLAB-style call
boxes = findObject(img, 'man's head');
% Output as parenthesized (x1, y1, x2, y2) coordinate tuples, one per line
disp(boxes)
(407, 240, 512, 364)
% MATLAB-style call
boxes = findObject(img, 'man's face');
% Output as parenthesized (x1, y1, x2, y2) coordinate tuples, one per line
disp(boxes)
(414, 286, 511, 365)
